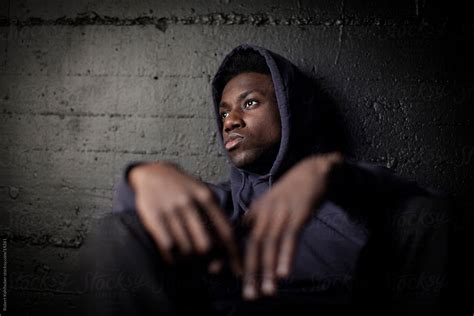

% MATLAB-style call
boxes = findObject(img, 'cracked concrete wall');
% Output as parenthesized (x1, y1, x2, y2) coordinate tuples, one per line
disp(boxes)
(0, 0, 473, 314)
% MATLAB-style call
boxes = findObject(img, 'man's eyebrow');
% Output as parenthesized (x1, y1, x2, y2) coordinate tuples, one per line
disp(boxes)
(219, 89, 263, 109)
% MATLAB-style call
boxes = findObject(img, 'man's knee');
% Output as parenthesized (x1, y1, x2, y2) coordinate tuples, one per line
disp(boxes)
(387, 194, 454, 311)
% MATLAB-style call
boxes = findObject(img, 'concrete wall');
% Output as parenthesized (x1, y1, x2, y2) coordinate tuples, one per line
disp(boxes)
(0, 0, 473, 314)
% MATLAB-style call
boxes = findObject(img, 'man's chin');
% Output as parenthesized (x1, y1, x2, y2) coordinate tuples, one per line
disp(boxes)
(229, 152, 274, 175)
(228, 150, 257, 168)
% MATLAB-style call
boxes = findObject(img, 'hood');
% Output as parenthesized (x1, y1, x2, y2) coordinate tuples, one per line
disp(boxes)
(211, 44, 334, 221)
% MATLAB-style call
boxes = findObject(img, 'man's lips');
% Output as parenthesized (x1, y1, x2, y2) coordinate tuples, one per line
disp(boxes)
(224, 134, 244, 150)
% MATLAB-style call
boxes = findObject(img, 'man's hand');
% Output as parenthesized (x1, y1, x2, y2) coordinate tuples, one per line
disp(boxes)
(241, 152, 343, 300)
(129, 161, 242, 275)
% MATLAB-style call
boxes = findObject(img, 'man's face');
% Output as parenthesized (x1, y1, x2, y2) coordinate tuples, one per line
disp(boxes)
(219, 72, 281, 173)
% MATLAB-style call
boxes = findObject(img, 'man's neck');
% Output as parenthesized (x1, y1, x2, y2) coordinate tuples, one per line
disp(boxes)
(242, 143, 280, 176)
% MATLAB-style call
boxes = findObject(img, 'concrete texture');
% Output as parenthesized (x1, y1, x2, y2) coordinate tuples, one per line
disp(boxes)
(0, 0, 473, 314)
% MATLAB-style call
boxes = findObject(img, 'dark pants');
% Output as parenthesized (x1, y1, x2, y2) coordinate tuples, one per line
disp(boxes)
(79, 210, 360, 316)
(79, 195, 462, 315)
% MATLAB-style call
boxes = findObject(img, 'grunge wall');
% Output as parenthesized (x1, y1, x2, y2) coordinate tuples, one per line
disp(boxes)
(0, 0, 472, 314)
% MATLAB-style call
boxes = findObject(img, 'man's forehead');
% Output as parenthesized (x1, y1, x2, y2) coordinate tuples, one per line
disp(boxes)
(219, 89, 265, 108)
(220, 73, 274, 105)
(223, 72, 273, 90)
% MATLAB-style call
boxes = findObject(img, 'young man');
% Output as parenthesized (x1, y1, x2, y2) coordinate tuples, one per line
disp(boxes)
(83, 44, 453, 315)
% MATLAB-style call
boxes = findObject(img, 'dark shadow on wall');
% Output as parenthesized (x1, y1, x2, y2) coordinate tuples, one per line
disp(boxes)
(313, 79, 354, 156)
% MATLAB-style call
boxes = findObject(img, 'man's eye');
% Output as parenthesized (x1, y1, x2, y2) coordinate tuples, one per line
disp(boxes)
(221, 112, 229, 120)
(243, 100, 258, 109)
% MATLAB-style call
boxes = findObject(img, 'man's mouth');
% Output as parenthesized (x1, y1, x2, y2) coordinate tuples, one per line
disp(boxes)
(225, 134, 244, 151)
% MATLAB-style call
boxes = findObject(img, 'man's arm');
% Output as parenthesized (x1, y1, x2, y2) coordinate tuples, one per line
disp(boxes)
(111, 160, 242, 275)
(240, 152, 343, 299)
(327, 159, 429, 214)
(239, 153, 436, 300)
(112, 161, 145, 213)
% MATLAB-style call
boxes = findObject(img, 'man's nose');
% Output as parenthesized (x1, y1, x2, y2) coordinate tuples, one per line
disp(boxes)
(223, 111, 245, 132)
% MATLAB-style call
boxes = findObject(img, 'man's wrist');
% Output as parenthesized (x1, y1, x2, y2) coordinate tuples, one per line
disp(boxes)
(128, 160, 178, 190)
(128, 164, 146, 191)
(308, 151, 343, 178)
(325, 154, 349, 206)
(325, 152, 344, 175)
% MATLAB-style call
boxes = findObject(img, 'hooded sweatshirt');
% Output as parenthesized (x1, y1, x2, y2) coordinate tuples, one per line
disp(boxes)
(112, 44, 433, 303)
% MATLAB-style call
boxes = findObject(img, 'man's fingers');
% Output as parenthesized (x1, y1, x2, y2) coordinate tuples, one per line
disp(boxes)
(243, 210, 270, 300)
(163, 210, 192, 255)
(208, 203, 242, 276)
(195, 189, 242, 276)
(261, 208, 288, 296)
(243, 239, 259, 300)
(261, 237, 277, 296)
(179, 203, 211, 254)
(242, 206, 258, 226)
(276, 227, 298, 278)
(138, 207, 174, 263)
(208, 259, 223, 274)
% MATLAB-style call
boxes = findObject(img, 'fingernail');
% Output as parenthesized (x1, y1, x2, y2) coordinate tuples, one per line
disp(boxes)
(243, 284, 256, 300)
(276, 263, 286, 276)
(208, 261, 222, 274)
(197, 240, 210, 254)
(182, 245, 192, 255)
(262, 280, 275, 295)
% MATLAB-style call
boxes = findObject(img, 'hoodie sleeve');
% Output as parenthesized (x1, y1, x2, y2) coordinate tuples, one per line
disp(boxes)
(112, 161, 146, 213)
(112, 162, 233, 214)
(327, 159, 431, 214)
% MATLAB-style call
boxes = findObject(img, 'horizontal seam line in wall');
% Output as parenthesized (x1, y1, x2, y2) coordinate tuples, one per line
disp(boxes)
(0, 73, 207, 78)
(2, 73, 473, 84)
(0, 184, 114, 191)
(0, 111, 212, 119)
(0, 13, 465, 27)
(1, 148, 221, 156)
